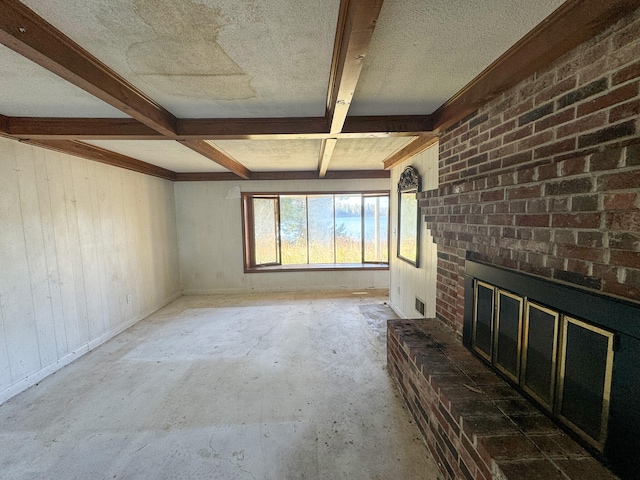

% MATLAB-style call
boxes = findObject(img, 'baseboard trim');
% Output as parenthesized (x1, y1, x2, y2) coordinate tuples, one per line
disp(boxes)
(0, 290, 181, 406)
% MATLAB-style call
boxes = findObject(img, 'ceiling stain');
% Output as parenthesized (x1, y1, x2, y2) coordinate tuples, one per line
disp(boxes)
(110, 0, 255, 100)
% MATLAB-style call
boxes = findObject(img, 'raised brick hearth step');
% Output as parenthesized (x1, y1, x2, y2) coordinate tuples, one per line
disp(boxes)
(387, 319, 619, 480)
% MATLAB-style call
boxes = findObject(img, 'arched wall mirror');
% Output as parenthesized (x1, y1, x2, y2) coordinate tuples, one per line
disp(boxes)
(397, 166, 420, 267)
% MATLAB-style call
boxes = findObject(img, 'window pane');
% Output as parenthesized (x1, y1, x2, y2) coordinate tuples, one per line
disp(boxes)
(335, 195, 362, 263)
(253, 197, 279, 265)
(364, 196, 389, 263)
(399, 191, 418, 263)
(280, 195, 308, 264)
(308, 195, 335, 263)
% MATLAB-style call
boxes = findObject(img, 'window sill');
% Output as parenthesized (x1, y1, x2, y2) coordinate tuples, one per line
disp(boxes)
(245, 263, 389, 273)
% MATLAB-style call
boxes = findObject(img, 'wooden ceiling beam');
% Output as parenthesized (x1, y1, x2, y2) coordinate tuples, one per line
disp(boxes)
(178, 140, 251, 180)
(22, 139, 176, 180)
(431, 0, 640, 132)
(326, 0, 385, 135)
(382, 135, 439, 170)
(6, 117, 163, 140)
(178, 117, 329, 139)
(4, 115, 433, 140)
(318, 138, 338, 178)
(0, 0, 177, 135)
(175, 170, 390, 182)
(0, 0, 251, 178)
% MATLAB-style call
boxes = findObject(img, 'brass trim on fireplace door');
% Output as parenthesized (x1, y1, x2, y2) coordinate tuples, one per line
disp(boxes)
(472, 280, 495, 362)
(520, 301, 559, 412)
(493, 289, 523, 383)
(555, 316, 615, 452)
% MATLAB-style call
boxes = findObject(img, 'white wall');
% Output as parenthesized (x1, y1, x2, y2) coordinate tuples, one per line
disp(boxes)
(389, 143, 438, 318)
(0, 138, 180, 403)
(175, 178, 391, 293)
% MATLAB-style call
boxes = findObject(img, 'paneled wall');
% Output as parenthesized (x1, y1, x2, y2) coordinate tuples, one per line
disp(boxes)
(389, 143, 438, 319)
(175, 178, 390, 293)
(0, 138, 180, 403)
(421, 7, 640, 334)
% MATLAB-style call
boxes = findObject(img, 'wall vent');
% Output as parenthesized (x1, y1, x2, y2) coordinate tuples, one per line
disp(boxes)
(415, 297, 425, 316)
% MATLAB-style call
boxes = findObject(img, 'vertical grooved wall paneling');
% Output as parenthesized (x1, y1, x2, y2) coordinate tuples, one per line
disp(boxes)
(0, 137, 180, 403)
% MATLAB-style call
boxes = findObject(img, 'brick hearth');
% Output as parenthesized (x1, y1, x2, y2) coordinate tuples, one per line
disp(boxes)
(387, 318, 619, 480)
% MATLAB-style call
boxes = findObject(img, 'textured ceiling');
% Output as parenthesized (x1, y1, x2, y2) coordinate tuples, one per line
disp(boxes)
(84, 140, 228, 172)
(211, 140, 322, 172)
(351, 0, 566, 116)
(0, 0, 573, 176)
(0, 44, 127, 118)
(21, 0, 340, 118)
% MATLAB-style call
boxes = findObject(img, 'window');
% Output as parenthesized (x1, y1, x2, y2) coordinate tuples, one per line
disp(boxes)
(397, 166, 420, 267)
(242, 192, 389, 272)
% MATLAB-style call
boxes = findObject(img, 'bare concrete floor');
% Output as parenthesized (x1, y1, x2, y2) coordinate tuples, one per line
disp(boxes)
(0, 290, 442, 480)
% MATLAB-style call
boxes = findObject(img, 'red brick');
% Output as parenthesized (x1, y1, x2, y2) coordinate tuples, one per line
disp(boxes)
(499, 460, 567, 480)
(576, 231, 604, 247)
(577, 81, 639, 117)
(534, 138, 576, 159)
(537, 163, 559, 180)
(556, 458, 619, 480)
(517, 131, 554, 151)
(597, 169, 640, 191)
(479, 137, 502, 154)
(556, 244, 605, 263)
(460, 147, 479, 161)
(604, 192, 638, 210)
(552, 213, 602, 229)
(480, 189, 505, 202)
(556, 111, 607, 138)
(477, 434, 543, 462)
(571, 194, 599, 211)
(526, 198, 548, 213)
(605, 211, 640, 230)
(534, 108, 575, 132)
(504, 124, 533, 144)
(610, 250, 640, 269)
(516, 214, 550, 227)
(609, 98, 640, 122)
(535, 77, 577, 105)
(502, 151, 533, 168)
(546, 177, 592, 196)
(508, 185, 542, 200)
(609, 232, 640, 251)
(559, 156, 587, 176)
(504, 99, 534, 122)
(613, 58, 640, 85)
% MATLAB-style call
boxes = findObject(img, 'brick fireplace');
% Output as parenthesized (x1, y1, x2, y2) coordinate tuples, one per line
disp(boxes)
(389, 6, 640, 480)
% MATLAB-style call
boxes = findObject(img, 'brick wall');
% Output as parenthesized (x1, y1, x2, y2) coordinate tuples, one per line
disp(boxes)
(421, 8, 640, 334)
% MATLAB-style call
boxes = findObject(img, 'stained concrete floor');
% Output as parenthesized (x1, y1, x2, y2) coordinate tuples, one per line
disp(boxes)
(0, 290, 442, 480)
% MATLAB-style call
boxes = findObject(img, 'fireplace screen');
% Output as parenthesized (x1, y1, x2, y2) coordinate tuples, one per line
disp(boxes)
(471, 281, 615, 451)
(557, 317, 615, 448)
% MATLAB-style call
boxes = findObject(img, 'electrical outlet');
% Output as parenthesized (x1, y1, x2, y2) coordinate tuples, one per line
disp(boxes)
(126, 294, 132, 304)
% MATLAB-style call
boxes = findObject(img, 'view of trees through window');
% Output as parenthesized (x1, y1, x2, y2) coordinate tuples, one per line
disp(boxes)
(249, 193, 389, 267)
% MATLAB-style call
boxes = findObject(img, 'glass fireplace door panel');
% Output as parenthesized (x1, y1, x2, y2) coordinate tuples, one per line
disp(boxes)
(494, 290, 523, 382)
(557, 317, 614, 449)
(522, 302, 559, 409)
(473, 281, 494, 361)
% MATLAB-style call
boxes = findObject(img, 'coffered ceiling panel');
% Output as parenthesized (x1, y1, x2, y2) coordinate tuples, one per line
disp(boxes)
(210, 140, 321, 172)
(350, 0, 566, 116)
(83, 140, 228, 173)
(21, 0, 341, 118)
(0, 44, 128, 118)
(329, 138, 414, 171)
